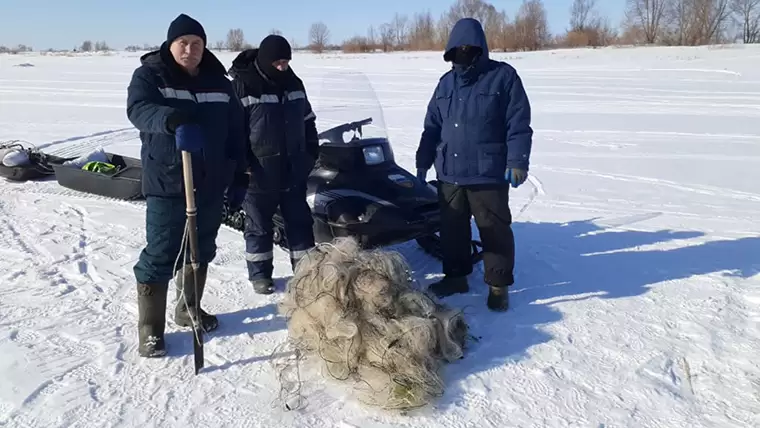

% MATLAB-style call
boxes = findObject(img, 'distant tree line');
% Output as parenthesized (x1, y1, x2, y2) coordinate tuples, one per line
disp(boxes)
(0, 44, 33, 54)
(2, 0, 758, 54)
(340, 0, 760, 53)
(77, 40, 111, 52)
(623, 0, 759, 45)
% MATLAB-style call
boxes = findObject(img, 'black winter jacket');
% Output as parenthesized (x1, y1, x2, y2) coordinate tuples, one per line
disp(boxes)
(126, 42, 247, 198)
(228, 49, 319, 192)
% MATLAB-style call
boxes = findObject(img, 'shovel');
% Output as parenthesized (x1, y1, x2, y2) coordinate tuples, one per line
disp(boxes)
(181, 150, 204, 374)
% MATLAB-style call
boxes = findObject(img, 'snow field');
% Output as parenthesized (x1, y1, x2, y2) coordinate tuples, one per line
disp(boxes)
(0, 45, 759, 427)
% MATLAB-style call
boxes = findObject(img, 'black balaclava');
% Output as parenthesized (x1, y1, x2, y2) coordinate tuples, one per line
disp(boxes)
(166, 14, 207, 46)
(445, 45, 482, 69)
(256, 35, 292, 81)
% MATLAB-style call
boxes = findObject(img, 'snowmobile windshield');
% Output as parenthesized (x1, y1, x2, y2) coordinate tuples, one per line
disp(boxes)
(311, 70, 389, 144)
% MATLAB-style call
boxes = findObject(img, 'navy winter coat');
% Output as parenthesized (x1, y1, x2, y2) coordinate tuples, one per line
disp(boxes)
(126, 43, 247, 198)
(416, 18, 533, 186)
(228, 49, 319, 192)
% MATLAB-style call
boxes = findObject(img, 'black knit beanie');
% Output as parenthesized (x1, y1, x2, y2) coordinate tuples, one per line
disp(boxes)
(167, 14, 207, 45)
(258, 35, 292, 64)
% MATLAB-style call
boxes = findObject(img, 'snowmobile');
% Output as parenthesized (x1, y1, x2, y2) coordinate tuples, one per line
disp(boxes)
(221, 117, 483, 264)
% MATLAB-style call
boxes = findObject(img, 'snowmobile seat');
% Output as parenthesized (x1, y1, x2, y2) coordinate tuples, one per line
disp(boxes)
(52, 152, 144, 200)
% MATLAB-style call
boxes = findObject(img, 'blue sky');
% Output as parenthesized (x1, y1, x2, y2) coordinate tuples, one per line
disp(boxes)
(1, 0, 626, 50)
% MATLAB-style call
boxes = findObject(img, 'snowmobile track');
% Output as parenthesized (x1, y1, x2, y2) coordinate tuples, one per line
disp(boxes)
(41, 128, 139, 158)
(0, 184, 255, 236)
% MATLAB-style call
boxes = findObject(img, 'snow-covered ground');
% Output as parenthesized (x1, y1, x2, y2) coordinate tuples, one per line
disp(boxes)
(1, 45, 759, 428)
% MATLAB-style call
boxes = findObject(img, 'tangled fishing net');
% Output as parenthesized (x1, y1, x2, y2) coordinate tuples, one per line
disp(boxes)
(274, 237, 468, 411)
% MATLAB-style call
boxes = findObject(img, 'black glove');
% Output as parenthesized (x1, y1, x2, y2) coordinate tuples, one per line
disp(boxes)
(226, 172, 249, 211)
(166, 110, 195, 134)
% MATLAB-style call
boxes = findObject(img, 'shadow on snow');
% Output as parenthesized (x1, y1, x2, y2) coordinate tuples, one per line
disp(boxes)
(156, 217, 760, 413)
(407, 217, 760, 412)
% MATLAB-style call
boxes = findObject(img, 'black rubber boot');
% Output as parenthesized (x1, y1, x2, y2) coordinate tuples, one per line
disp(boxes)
(428, 276, 469, 298)
(487, 285, 509, 312)
(174, 263, 219, 332)
(251, 278, 275, 295)
(137, 282, 168, 358)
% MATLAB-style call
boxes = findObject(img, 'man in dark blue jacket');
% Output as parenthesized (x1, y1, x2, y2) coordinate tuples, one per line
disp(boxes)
(126, 14, 248, 357)
(228, 35, 318, 295)
(416, 18, 533, 312)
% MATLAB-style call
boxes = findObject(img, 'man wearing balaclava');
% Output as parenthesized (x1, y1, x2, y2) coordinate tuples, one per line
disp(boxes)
(414, 17, 534, 312)
(228, 35, 319, 295)
(125, 13, 248, 358)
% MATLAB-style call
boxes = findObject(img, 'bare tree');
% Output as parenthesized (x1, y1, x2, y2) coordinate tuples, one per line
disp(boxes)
(270, 28, 282, 35)
(695, 0, 733, 43)
(392, 13, 410, 48)
(514, 0, 550, 50)
(226, 28, 245, 51)
(379, 23, 395, 51)
(443, 0, 504, 48)
(625, 0, 669, 43)
(94, 41, 110, 51)
(408, 11, 439, 50)
(80, 40, 93, 52)
(213, 40, 224, 50)
(309, 22, 330, 52)
(367, 25, 378, 48)
(570, 0, 597, 31)
(731, 0, 760, 42)
(664, 0, 732, 44)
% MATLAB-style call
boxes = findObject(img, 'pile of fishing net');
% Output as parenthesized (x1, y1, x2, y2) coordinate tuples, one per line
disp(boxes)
(276, 237, 468, 411)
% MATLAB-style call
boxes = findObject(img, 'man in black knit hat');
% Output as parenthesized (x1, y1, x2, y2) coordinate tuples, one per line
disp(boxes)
(228, 34, 319, 295)
(125, 13, 248, 357)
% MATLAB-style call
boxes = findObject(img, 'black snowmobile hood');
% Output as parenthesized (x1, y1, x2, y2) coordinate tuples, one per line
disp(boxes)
(139, 41, 227, 79)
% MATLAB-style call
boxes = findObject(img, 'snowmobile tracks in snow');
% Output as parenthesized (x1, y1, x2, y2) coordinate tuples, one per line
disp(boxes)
(38, 128, 138, 158)
(0, 183, 252, 242)
(540, 166, 760, 203)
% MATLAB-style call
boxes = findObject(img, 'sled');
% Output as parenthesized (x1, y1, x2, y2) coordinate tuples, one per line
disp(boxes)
(222, 117, 483, 265)
(0, 142, 74, 182)
(51, 152, 143, 200)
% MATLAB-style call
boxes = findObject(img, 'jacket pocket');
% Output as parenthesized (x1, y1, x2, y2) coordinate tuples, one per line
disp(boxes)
(248, 106, 281, 158)
(145, 141, 183, 195)
(250, 153, 285, 191)
(475, 90, 502, 122)
(435, 94, 452, 119)
(476, 143, 507, 179)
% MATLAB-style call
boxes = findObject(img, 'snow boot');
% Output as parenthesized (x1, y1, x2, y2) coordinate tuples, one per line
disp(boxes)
(428, 276, 469, 298)
(487, 285, 509, 312)
(137, 282, 168, 358)
(251, 278, 275, 295)
(174, 263, 219, 332)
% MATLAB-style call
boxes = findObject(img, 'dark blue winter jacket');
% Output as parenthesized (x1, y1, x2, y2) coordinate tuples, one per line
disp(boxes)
(126, 43, 247, 198)
(416, 18, 533, 186)
(228, 49, 319, 192)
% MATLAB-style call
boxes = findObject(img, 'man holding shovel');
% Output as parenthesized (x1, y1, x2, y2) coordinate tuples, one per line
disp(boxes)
(126, 14, 249, 358)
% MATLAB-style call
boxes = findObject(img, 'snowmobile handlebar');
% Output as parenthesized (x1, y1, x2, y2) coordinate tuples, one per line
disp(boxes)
(318, 117, 373, 144)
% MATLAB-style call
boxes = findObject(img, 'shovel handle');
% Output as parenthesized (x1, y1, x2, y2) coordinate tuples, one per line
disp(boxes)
(181, 151, 197, 214)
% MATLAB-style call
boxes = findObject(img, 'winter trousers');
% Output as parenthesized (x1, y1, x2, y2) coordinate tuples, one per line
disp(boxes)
(437, 181, 515, 287)
(242, 184, 315, 281)
(134, 193, 225, 285)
